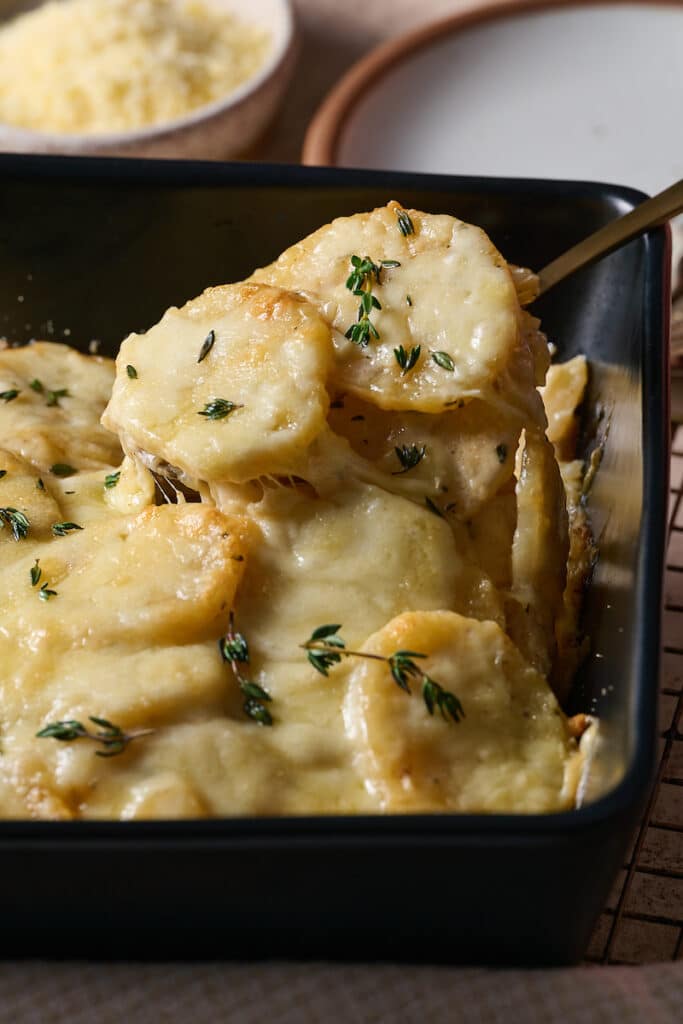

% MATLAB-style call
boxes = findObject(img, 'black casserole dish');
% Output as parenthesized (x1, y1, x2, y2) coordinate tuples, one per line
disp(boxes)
(0, 156, 669, 964)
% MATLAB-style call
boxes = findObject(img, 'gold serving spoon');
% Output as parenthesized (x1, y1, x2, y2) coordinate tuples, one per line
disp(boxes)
(537, 178, 683, 296)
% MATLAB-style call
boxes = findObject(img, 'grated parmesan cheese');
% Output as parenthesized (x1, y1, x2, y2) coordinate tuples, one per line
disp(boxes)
(0, 0, 272, 135)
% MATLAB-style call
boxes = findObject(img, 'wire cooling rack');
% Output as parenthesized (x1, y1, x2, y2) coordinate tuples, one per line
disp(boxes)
(585, 424, 683, 964)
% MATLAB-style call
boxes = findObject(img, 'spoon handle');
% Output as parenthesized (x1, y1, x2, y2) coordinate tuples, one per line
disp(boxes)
(537, 178, 683, 295)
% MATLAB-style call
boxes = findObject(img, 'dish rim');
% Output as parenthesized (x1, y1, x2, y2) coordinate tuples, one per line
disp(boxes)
(0, 153, 669, 842)
(301, 0, 682, 168)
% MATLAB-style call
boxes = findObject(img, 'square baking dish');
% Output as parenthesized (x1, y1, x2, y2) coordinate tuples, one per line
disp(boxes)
(0, 155, 669, 964)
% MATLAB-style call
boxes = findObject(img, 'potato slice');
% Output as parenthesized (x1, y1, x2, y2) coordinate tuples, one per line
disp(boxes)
(507, 428, 569, 674)
(0, 341, 121, 471)
(540, 354, 589, 462)
(250, 203, 533, 413)
(0, 448, 62, 551)
(328, 391, 520, 518)
(0, 503, 252, 655)
(344, 610, 581, 813)
(102, 283, 334, 486)
(0, 503, 253, 818)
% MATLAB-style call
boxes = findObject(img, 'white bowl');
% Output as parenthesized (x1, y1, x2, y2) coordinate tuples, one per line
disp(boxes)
(0, 0, 297, 159)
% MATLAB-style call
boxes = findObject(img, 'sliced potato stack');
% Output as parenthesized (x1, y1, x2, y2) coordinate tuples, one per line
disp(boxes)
(0, 203, 594, 820)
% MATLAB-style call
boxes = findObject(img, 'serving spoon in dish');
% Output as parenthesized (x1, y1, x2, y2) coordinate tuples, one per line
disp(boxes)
(537, 177, 683, 297)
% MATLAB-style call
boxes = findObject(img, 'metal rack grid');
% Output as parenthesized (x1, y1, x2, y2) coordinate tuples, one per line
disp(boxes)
(585, 423, 683, 964)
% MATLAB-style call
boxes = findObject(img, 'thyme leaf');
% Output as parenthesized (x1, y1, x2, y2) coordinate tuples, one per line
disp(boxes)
(50, 463, 77, 478)
(36, 716, 153, 757)
(0, 389, 19, 402)
(425, 496, 445, 518)
(393, 344, 421, 375)
(393, 444, 426, 474)
(219, 612, 273, 726)
(431, 351, 455, 372)
(46, 388, 69, 407)
(396, 209, 415, 237)
(496, 443, 508, 464)
(0, 507, 29, 540)
(345, 256, 400, 293)
(51, 521, 83, 536)
(0, 470, 6, 480)
(301, 626, 464, 724)
(29, 378, 68, 406)
(104, 470, 121, 489)
(126, 364, 138, 379)
(38, 583, 57, 601)
(198, 398, 242, 420)
(30, 560, 41, 586)
(197, 329, 216, 363)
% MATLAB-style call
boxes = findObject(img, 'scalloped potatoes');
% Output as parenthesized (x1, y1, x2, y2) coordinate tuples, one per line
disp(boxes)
(0, 203, 595, 819)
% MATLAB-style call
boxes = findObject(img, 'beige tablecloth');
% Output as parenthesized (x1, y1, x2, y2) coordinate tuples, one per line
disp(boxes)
(0, 959, 682, 1023)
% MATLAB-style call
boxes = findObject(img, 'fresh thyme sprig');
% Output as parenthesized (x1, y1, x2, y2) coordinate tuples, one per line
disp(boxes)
(0, 507, 29, 540)
(396, 209, 415, 237)
(219, 612, 273, 726)
(344, 255, 400, 348)
(393, 444, 426, 474)
(393, 344, 421, 375)
(36, 716, 153, 757)
(301, 625, 464, 724)
(346, 292, 381, 348)
(197, 329, 216, 363)
(198, 398, 243, 420)
(104, 470, 120, 489)
(0, 389, 19, 402)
